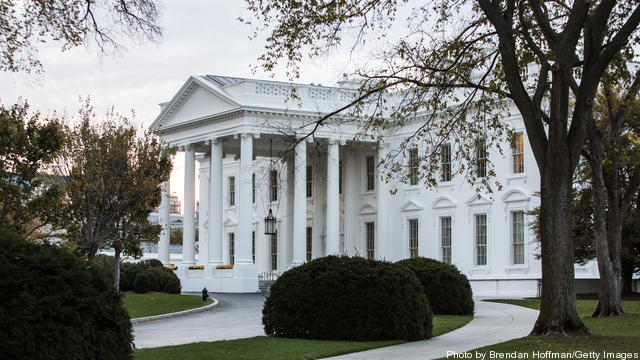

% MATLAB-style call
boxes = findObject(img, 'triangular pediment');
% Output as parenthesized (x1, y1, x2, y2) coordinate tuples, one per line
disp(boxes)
(465, 194, 493, 207)
(150, 76, 242, 131)
(400, 200, 423, 212)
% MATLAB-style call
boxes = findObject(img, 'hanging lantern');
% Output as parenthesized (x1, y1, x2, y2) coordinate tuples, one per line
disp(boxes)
(264, 208, 277, 235)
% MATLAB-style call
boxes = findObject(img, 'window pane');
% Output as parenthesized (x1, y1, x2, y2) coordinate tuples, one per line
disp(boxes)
(306, 226, 313, 262)
(270, 170, 278, 202)
(441, 217, 452, 264)
(228, 177, 235, 206)
(475, 214, 487, 266)
(306, 166, 313, 198)
(512, 133, 525, 174)
(228, 233, 235, 265)
(409, 219, 419, 258)
(476, 138, 487, 178)
(252, 231, 256, 264)
(366, 156, 375, 191)
(409, 148, 419, 186)
(441, 144, 452, 182)
(271, 233, 278, 270)
(512, 211, 525, 265)
(365, 222, 375, 259)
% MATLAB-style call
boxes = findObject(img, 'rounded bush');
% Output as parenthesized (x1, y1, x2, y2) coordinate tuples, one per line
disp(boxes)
(133, 272, 151, 294)
(163, 276, 182, 294)
(396, 257, 474, 315)
(262, 255, 432, 341)
(0, 230, 134, 359)
(146, 269, 159, 291)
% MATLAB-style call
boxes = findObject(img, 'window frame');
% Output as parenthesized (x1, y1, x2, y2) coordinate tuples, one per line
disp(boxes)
(228, 232, 235, 265)
(441, 143, 452, 183)
(408, 147, 419, 186)
(511, 211, 526, 265)
(269, 169, 278, 202)
(408, 218, 419, 258)
(512, 133, 525, 175)
(365, 221, 375, 259)
(365, 155, 376, 192)
(228, 176, 236, 207)
(475, 214, 488, 266)
(440, 216, 452, 264)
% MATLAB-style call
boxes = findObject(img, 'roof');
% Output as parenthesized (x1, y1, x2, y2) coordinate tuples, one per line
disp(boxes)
(204, 75, 246, 87)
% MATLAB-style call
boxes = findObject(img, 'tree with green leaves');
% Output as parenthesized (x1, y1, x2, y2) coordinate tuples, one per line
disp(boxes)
(244, 0, 640, 336)
(56, 100, 172, 290)
(0, 0, 162, 74)
(0, 101, 65, 238)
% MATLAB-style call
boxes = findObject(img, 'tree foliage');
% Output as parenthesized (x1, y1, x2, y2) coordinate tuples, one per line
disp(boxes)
(55, 99, 172, 289)
(245, 0, 640, 336)
(0, 0, 162, 73)
(0, 101, 65, 238)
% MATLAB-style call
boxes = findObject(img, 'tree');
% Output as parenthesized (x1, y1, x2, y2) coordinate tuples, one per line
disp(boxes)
(56, 100, 172, 290)
(244, 0, 640, 335)
(583, 71, 640, 317)
(0, 101, 65, 238)
(0, 0, 162, 73)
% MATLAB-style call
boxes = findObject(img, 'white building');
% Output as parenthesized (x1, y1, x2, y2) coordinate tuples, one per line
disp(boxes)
(149, 75, 603, 296)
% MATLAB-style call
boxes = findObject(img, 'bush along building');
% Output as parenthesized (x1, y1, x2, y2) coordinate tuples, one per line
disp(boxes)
(149, 74, 612, 295)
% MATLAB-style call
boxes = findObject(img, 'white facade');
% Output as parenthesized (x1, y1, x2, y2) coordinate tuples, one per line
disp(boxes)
(150, 75, 602, 296)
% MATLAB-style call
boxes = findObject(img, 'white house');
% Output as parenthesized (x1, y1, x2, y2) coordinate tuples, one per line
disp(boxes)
(149, 74, 603, 296)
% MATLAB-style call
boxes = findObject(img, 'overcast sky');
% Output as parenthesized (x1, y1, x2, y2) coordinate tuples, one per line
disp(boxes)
(0, 0, 353, 128)
(0, 0, 359, 206)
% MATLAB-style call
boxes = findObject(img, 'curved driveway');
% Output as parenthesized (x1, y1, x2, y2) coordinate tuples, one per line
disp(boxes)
(133, 293, 540, 359)
(133, 293, 266, 349)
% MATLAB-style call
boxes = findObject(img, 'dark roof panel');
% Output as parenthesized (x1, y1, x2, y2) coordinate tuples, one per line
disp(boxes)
(205, 75, 246, 87)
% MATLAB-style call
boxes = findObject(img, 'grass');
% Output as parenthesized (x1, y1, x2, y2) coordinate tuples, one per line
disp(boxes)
(122, 293, 214, 319)
(462, 296, 640, 359)
(134, 313, 473, 359)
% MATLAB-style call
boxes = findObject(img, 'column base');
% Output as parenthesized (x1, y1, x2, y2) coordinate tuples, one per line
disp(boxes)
(177, 264, 259, 293)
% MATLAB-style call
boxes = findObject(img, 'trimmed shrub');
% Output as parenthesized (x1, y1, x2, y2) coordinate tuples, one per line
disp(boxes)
(262, 255, 433, 341)
(0, 229, 134, 359)
(146, 269, 159, 291)
(133, 272, 151, 294)
(163, 276, 182, 294)
(396, 257, 474, 315)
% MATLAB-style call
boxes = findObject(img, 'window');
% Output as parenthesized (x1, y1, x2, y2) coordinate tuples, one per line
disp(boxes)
(228, 176, 235, 206)
(270, 233, 278, 270)
(339, 160, 343, 194)
(306, 226, 313, 261)
(441, 144, 452, 182)
(441, 217, 452, 264)
(252, 231, 256, 263)
(366, 156, 375, 191)
(512, 133, 525, 174)
(475, 214, 487, 266)
(476, 138, 487, 178)
(306, 166, 313, 198)
(409, 219, 419, 258)
(408, 148, 419, 186)
(270, 170, 278, 202)
(512, 211, 525, 265)
(252, 173, 256, 204)
(365, 221, 375, 259)
(228, 233, 235, 265)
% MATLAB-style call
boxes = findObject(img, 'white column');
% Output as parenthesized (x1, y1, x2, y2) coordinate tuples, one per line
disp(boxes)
(197, 154, 210, 264)
(182, 145, 196, 266)
(292, 138, 307, 266)
(377, 143, 390, 260)
(343, 152, 357, 255)
(237, 133, 255, 266)
(208, 138, 223, 266)
(326, 140, 340, 255)
(158, 180, 171, 265)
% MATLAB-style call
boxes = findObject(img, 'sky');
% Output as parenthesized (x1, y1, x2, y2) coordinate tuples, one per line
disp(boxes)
(0, 1, 357, 204)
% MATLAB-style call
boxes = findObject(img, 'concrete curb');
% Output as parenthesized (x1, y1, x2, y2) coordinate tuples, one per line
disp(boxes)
(131, 298, 220, 324)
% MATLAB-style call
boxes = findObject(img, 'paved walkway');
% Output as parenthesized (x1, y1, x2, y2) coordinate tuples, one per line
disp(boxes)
(133, 294, 540, 360)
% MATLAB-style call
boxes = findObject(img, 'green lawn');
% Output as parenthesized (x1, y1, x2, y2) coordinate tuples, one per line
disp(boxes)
(463, 297, 640, 359)
(122, 293, 214, 319)
(134, 314, 473, 360)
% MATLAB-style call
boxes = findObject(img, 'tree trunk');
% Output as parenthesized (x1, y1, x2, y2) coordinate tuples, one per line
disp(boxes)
(114, 243, 122, 292)
(588, 122, 626, 318)
(530, 66, 593, 336)
(531, 159, 594, 336)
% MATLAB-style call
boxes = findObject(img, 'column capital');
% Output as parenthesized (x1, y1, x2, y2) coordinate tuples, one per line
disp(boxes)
(205, 138, 220, 145)
(328, 138, 340, 145)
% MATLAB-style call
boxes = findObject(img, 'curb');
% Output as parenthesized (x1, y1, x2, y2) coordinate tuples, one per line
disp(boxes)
(131, 298, 220, 324)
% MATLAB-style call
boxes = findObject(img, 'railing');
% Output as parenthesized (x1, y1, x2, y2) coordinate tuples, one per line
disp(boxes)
(258, 270, 279, 281)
